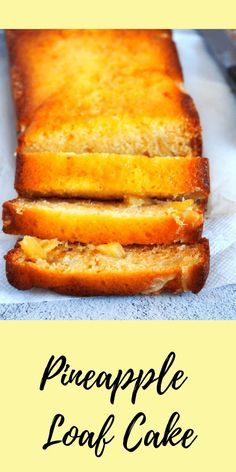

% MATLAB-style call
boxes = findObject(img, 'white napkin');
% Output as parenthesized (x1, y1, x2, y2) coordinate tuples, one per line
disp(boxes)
(0, 30, 236, 303)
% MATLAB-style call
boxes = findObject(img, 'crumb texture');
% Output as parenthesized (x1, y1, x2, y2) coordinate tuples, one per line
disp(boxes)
(5, 238, 210, 295)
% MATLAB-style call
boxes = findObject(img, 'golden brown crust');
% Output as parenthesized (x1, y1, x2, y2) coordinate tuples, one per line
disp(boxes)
(181, 94, 202, 156)
(5, 239, 209, 295)
(188, 238, 210, 293)
(185, 250, 210, 294)
(2, 198, 204, 245)
(6, 29, 182, 131)
(15, 153, 209, 200)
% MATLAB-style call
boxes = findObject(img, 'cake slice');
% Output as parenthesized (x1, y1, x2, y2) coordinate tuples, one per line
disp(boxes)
(15, 154, 209, 200)
(5, 237, 209, 295)
(2, 197, 204, 245)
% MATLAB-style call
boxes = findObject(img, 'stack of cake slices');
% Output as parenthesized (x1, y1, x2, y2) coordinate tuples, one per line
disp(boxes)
(2, 30, 210, 296)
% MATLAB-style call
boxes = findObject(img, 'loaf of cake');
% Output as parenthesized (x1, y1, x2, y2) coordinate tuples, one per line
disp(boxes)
(6, 30, 201, 158)
(3, 29, 210, 295)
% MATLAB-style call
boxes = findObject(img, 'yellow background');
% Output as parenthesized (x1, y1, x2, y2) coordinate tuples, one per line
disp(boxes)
(0, 321, 235, 470)
(0, 0, 236, 28)
(1, 3, 236, 469)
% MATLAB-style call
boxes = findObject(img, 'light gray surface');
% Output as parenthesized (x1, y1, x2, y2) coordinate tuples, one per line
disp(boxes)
(1, 285, 235, 320)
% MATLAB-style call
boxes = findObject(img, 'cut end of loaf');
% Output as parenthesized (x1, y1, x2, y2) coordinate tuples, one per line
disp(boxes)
(5, 237, 210, 296)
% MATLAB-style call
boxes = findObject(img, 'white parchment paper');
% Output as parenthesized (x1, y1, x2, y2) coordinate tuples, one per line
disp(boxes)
(0, 30, 236, 303)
